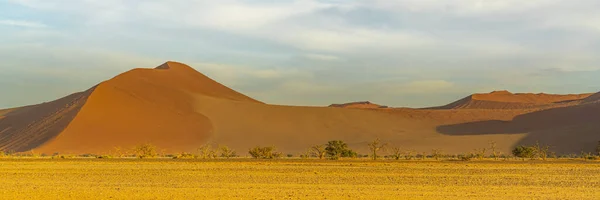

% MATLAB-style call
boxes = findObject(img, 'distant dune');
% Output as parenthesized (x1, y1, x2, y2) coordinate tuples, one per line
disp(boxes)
(1, 61, 599, 155)
(328, 101, 388, 109)
(432, 90, 592, 109)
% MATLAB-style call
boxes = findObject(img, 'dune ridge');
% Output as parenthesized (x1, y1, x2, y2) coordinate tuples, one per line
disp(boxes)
(329, 101, 388, 109)
(434, 90, 592, 109)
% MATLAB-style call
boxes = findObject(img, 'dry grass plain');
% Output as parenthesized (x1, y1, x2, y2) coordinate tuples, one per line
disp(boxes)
(0, 159, 599, 199)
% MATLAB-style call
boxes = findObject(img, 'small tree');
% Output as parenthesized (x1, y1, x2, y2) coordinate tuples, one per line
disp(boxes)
(311, 145, 327, 159)
(368, 138, 387, 160)
(512, 146, 535, 160)
(489, 141, 499, 160)
(134, 143, 157, 158)
(325, 140, 357, 160)
(473, 148, 486, 160)
(431, 149, 443, 160)
(533, 142, 550, 161)
(219, 145, 236, 159)
(198, 144, 217, 159)
(389, 147, 402, 160)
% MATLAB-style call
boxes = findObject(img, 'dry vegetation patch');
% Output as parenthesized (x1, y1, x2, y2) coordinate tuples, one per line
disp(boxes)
(0, 159, 598, 199)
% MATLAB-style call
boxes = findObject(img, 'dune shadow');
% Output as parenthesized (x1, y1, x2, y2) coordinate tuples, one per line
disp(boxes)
(0, 86, 97, 152)
(437, 103, 600, 153)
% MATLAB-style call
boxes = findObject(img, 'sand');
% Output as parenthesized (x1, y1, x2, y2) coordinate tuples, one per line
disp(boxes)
(433, 90, 592, 109)
(1, 61, 599, 155)
(329, 101, 388, 109)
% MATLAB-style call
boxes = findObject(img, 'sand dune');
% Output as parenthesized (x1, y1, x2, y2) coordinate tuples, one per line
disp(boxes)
(328, 101, 388, 109)
(433, 90, 592, 109)
(1, 61, 599, 155)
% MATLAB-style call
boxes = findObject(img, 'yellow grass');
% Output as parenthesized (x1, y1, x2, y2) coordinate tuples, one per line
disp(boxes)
(0, 159, 599, 199)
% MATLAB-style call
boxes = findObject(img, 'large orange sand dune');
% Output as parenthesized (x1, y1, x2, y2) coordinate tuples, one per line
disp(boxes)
(1, 61, 599, 155)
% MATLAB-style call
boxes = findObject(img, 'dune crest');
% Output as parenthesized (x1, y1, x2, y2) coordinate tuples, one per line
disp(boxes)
(329, 101, 388, 109)
(434, 90, 592, 109)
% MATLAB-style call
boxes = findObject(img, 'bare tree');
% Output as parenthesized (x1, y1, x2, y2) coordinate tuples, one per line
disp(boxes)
(390, 147, 402, 160)
(489, 141, 499, 160)
(368, 138, 387, 160)
(311, 145, 326, 159)
(198, 144, 217, 159)
(431, 149, 443, 160)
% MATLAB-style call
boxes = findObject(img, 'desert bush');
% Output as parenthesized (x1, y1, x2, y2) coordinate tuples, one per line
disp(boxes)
(368, 138, 387, 160)
(172, 152, 196, 159)
(389, 147, 402, 160)
(134, 143, 158, 158)
(219, 145, 236, 159)
(512, 146, 535, 160)
(325, 140, 357, 160)
(431, 149, 443, 160)
(489, 141, 500, 160)
(404, 150, 416, 160)
(473, 148, 486, 160)
(459, 154, 474, 161)
(95, 155, 113, 159)
(311, 145, 327, 159)
(248, 146, 281, 159)
(198, 144, 217, 159)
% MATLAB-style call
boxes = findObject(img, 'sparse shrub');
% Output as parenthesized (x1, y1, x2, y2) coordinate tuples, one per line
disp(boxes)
(311, 145, 327, 159)
(368, 138, 387, 160)
(459, 154, 474, 161)
(286, 154, 294, 158)
(512, 146, 535, 160)
(404, 150, 415, 160)
(325, 140, 357, 160)
(172, 152, 196, 159)
(134, 143, 158, 159)
(533, 142, 550, 161)
(489, 141, 499, 160)
(198, 144, 218, 159)
(219, 145, 236, 159)
(95, 155, 113, 159)
(248, 146, 281, 159)
(300, 149, 312, 159)
(389, 147, 402, 160)
(474, 148, 486, 160)
(431, 149, 443, 160)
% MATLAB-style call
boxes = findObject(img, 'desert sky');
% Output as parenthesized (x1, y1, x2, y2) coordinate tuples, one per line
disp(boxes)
(2, 0, 600, 109)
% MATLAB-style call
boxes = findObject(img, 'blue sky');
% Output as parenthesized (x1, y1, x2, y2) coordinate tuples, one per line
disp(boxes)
(1, 0, 600, 108)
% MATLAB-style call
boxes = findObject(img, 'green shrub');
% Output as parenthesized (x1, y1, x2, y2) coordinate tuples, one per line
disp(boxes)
(325, 140, 357, 160)
(248, 146, 281, 159)
(134, 143, 158, 159)
(512, 146, 536, 160)
(219, 145, 236, 159)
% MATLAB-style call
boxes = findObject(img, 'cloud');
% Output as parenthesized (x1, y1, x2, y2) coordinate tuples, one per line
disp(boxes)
(0, 19, 47, 28)
(304, 54, 341, 61)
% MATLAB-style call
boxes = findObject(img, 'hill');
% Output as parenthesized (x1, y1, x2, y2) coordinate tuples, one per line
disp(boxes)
(1, 61, 599, 155)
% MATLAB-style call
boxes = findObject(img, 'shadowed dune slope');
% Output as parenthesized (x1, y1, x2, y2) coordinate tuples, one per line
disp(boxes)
(0, 88, 95, 152)
(583, 92, 600, 104)
(437, 102, 600, 153)
(433, 90, 592, 109)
